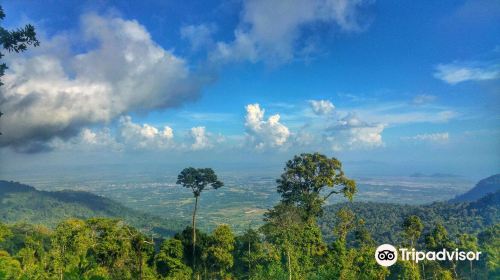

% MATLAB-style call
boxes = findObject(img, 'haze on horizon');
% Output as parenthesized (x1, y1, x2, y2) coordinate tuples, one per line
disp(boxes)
(1, 0, 499, 181)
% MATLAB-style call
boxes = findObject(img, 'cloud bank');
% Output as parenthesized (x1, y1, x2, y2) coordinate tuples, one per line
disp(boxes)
(211, 0, 373, 64)
(326, 113, 384, 151)
(119, 116, 175, 149)
(0, 13, 206, 152)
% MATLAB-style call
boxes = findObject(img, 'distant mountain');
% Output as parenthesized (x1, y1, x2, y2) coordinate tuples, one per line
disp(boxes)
(0, 180, 184, 236)
(410, 172, 460, 178)
(450, 174, 500, 202)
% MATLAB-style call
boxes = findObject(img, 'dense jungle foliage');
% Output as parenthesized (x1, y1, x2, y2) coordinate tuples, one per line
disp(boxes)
(0, 153, 498, 279)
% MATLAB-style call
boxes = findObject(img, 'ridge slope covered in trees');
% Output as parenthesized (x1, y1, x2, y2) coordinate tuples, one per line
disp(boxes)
(0, 180, 183, 236)
(450, 174, 500, 202)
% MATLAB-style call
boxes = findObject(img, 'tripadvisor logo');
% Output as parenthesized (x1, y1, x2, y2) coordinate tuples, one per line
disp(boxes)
(375, 244, 482, 267)
(375, 244, 398, 266)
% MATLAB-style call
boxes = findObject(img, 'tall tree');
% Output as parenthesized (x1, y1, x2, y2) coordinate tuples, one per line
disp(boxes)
(402, 215, 423, 248)
(457, 233, 479, 280)
(176, 167, 223, 274)
(0, 250, 22, 280)
(329, 208, 357, 279)
(276, 153, 356, 219)
(425, 223, 457, 279)
(0, 223, 20, 280)
(0, 222, 11, 243)
(478, 224, 500, 279)
(155, 238, 192, 279)
(402, 215, 424, 276)
(262, 203, 303, 280)
(206, 224, 235, 278)
(50, 219, 93, 280)
(353, 220, 389, 280)
(0, 5, 40, 135)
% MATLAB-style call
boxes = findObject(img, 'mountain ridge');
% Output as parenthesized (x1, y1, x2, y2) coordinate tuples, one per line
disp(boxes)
(320, 189, 499, 245)
(0, 180, 185, 236)
(450, 174, 500, 202)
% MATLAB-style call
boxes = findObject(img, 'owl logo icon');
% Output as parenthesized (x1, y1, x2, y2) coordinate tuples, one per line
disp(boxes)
(375, 244, 398, 266)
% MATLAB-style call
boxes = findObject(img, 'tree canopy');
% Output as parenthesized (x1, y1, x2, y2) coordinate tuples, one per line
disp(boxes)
(177, 167, 223, 197)
(277, 153, 356, 219)
(0, 154, 497, 279)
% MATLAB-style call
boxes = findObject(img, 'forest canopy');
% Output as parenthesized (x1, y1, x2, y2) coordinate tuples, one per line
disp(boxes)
(0, 153, 498, 279)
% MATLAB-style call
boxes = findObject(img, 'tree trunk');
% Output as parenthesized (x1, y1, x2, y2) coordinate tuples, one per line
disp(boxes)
(60, 244, 65, 280)
(138, 244, 143, 280)
(248, 241, 251, 279)
(421, 262, 425, 280)
(470, 260, 473, 280)
(410, 239, 416, 271)
(287, 248, 292, 280)
(192, 196, 199, 279)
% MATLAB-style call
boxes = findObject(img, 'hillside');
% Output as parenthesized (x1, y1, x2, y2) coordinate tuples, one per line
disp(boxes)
(320, 190, 500, 244)
(0, 180, 184, 236)
(450, 174, 500, 202)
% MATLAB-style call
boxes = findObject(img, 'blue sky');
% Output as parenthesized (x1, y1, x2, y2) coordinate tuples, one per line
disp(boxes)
(0, 0, 499, 178)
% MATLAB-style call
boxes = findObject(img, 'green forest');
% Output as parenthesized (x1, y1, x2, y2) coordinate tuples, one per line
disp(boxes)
(0, 181, 183, 237)
(1, 153, 499, 279)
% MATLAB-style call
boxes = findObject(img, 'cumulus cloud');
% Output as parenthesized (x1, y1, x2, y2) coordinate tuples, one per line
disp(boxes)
(434, 63, 499, 84)
(189, 126, 212, 150)
(0, 13, 206, 152)
(51, 127, 122, 152)
(245, 103, 290, 149)
(50, 117, 222, 152)
(80, 128, 119, 147)
(326, 113, 384, 150)
(309, 99, 335, 115)
(401, 132, 449, 143)
(211, 0, 373, 63)
(118, 116, 175, 149)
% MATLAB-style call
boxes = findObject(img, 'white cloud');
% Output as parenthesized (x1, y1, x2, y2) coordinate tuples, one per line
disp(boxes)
(50, 127, 122, 152)
(0, 13, 205, 152)
(211, 0, 372, 63)
(180, 24, 216, 51)
(326, 113, 384, 150)
(434, 63, 499, 84)
(189, 126, 212, 150)
(294, 130, 314, 146)
(119, 116, 175, 149)
(80, 128, 102, 145)
(309, 99, 335, 115)
(245, 103, 290, 149)
(50, 117, 220, 152)
(401, 132, 449, 143)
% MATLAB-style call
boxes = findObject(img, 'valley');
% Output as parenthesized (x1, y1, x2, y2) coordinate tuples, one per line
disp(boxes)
(6, 172, 473, 232)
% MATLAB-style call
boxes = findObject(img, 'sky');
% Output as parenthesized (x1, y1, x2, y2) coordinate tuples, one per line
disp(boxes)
(0, 0, 499, 179)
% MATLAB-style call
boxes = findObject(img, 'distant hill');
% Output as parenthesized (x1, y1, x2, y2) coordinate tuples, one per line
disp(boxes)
(0, 180, 184, 236)
(320, 190, 499, 245)
(410, 172, 460, 178)
(320, 173, 500, 245)
(450, 174, 500, 202)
